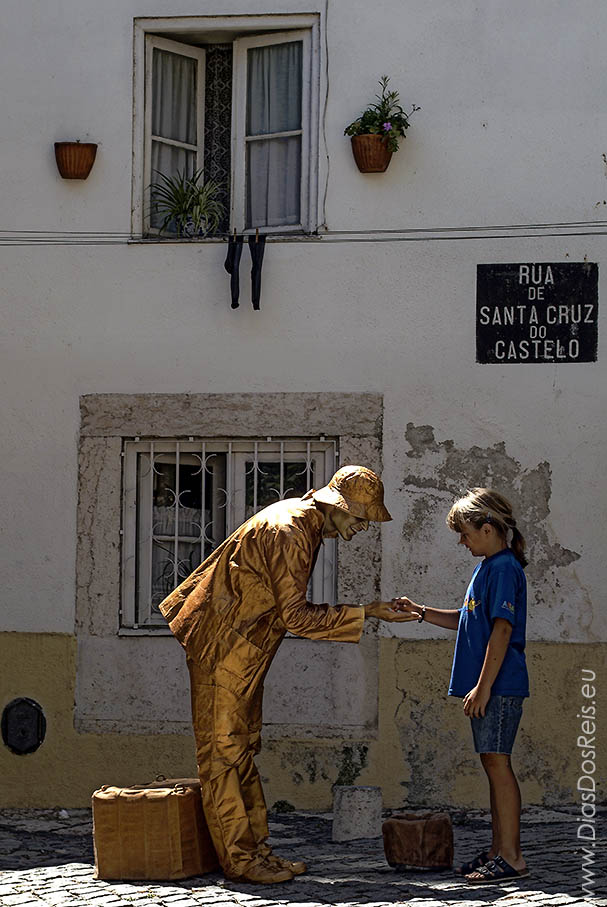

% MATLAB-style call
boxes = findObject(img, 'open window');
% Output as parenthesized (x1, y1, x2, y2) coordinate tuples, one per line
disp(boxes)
(136, 16, 320, 237)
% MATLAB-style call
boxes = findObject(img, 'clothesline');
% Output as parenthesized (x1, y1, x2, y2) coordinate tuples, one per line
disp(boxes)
(0, 219, 606, 240)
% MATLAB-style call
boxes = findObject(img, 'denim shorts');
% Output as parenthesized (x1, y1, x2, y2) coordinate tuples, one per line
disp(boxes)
(470, 695, 524, 754)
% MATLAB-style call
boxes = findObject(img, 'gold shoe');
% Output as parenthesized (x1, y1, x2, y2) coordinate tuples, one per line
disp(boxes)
(257, 843, 307, 876)
(226, 858, 294, 885)
(266, 854, 307, 875)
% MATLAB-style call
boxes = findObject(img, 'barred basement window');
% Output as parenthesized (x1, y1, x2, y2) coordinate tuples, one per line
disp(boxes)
(121, 438, 338, 630)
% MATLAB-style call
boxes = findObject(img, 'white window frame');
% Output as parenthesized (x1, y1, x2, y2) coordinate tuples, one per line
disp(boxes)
(231, 29, 311, 234)
(121, 438, 337, 631)
(132, 15, 322, 238)
(144, 35, 206, 236)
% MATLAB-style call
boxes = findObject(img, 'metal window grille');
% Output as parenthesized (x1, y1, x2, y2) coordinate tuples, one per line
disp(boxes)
(121, 438, 338, 630)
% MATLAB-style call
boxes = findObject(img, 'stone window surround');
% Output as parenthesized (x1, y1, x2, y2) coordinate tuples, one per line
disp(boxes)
(75, 393, 384, 737)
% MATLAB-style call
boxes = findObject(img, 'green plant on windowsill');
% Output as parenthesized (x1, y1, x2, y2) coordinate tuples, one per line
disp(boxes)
(344, 75, 419, 153)
(149, 168, 225, 238)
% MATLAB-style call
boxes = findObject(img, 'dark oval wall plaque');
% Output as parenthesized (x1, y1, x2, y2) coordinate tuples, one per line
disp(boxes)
(477, 262, 598, 363)
(1, 698, 47, 755)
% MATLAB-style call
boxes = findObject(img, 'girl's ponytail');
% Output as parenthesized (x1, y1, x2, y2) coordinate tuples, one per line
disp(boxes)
(510, 525, 528, 568)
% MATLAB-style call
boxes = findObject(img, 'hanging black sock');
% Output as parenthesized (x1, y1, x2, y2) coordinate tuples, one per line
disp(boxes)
(248, 234, 266, 311)
(224, 234, 244, 309)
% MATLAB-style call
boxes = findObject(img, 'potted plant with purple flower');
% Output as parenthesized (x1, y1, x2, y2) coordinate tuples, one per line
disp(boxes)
(344, 75, 419, 172)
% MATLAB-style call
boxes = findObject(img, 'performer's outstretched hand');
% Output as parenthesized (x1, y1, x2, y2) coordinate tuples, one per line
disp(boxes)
(364, 601, 419, 621)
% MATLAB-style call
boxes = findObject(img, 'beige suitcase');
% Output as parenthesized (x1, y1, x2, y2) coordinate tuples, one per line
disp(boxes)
(92, 777, 219, 880)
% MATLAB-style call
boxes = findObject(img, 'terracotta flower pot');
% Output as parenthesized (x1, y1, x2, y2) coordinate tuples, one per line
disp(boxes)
(54, 142, 98, 179)
(350, 134, 393, 173)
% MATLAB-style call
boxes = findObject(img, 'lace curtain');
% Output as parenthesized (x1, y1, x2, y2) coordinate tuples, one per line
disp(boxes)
(151, 49, 198, 229)
(246, 40, 303, 229)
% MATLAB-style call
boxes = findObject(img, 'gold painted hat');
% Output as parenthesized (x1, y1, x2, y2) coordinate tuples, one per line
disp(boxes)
(314, 465, 392, 522)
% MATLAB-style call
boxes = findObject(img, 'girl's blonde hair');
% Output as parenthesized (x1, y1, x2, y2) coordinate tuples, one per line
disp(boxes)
(446, 487, 528, 568)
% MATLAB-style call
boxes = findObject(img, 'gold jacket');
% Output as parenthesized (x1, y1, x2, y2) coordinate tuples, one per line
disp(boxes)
(159, 493, 365, 697)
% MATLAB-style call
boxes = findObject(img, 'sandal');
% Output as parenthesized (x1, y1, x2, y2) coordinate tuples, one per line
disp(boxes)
(466, 855, 530, 884)
(455, 850, 489, 876)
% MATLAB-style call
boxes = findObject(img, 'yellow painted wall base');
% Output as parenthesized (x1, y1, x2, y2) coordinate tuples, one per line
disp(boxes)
(1, 633, 604, 809)
(0, 633, 196, 807)
(258, 638, 606, 810)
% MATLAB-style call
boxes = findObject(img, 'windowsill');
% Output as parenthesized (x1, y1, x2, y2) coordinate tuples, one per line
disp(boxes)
(118, 627, 330, 639)
(117, 628, 316, 639)
(127, 232, 323, 245)
(118, 626, 174, 636)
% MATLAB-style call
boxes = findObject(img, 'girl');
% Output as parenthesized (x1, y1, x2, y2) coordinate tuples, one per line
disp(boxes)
(395, 488, 530, 884)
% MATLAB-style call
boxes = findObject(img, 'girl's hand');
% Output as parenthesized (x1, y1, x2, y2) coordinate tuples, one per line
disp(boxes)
(392, 596, 423, 619)
(463, 684, 491, 718)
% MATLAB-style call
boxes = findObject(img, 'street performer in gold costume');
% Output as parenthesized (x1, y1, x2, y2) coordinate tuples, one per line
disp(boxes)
(159, 465, 411, 885)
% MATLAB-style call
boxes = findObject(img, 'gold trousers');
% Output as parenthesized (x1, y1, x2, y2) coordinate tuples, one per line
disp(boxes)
(188, 659, 269, 876)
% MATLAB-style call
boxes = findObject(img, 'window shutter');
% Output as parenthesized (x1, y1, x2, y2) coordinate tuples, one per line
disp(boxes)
(232, 30, 311, 232)
(144, 36, 206, 232)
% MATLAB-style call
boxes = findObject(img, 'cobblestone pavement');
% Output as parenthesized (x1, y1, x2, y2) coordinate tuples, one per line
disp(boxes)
(0, 806, 604, 907)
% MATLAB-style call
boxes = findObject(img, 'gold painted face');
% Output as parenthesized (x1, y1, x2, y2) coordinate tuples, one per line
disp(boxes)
(323, 506, 369, 541)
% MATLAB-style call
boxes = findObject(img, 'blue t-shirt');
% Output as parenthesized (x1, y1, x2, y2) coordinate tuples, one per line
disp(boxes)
(448, 548, 529, 698)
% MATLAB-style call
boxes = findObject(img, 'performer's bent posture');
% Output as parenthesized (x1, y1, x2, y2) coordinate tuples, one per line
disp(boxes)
(160, 465, 411, 884)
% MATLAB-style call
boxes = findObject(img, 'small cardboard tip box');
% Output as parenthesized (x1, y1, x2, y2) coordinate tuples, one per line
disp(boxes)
(92, 778, 219, 881)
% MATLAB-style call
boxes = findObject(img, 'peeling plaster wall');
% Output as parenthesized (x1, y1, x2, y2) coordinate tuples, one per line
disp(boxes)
(381, 423, 599, 643)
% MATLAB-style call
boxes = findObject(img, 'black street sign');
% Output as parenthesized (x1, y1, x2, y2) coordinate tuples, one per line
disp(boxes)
(476, 262, 598, 363)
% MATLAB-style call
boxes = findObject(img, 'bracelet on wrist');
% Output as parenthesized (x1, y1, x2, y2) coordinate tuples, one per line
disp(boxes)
(418, 605, 426, 623)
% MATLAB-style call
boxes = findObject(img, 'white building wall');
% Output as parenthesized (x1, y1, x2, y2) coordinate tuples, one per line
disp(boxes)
(1, 0, 605, 644)
(3, 1, 606, 233)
